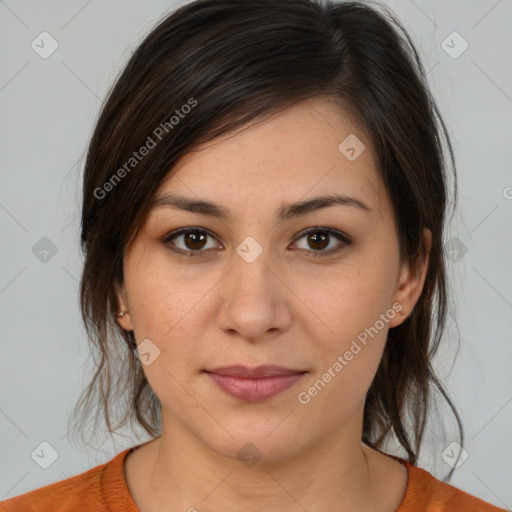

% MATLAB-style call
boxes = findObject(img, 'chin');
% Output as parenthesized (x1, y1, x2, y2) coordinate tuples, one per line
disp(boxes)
(205, 423, 308, 466)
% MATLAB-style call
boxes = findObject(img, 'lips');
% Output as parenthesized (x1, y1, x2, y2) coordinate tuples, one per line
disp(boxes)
(204, 365, 307, 402)
(204, 364, 306, 378)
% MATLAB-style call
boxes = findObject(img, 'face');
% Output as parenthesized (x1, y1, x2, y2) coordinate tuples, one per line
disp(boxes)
(117, 97, 430, 462)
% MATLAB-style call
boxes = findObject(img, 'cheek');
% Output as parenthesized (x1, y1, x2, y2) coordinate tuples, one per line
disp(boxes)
(296, 281, 392, 423)
(124, 248, 189, 337)
(295, 255, 397, 350)
(123, 253, 219, 377)
(291, 248, 397, 406)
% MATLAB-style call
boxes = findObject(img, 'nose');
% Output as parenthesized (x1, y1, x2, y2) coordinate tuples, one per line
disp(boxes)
(217, 245, 292, 344)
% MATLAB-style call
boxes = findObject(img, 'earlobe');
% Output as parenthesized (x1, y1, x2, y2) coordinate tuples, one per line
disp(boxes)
(114, 281, 134, 331)
(116, 307, 133, 331)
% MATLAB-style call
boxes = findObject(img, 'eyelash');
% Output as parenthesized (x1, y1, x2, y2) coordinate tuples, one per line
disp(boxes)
(162, 226, 351, 258)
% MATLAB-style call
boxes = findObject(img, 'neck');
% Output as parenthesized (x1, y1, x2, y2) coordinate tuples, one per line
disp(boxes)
(138, 414, 380, 512)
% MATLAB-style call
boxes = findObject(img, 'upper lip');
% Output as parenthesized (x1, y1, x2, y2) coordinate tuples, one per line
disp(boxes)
(205, 365, 306, 378)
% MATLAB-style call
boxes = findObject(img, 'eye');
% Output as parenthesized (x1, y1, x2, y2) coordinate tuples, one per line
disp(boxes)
(162, 226, 351, 258)
(291, 227, 351, 257)
(163, 227, 221, 256)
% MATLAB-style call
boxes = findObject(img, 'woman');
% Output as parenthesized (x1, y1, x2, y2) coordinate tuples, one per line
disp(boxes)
(1, 0, 506, 510)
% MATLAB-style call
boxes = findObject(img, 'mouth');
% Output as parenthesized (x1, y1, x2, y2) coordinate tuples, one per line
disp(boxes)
(204, 364, 307, 378)
(203, 365, 308, 402)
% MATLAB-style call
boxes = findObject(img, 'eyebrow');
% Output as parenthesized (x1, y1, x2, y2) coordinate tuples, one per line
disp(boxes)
(151, 192, 372, 220)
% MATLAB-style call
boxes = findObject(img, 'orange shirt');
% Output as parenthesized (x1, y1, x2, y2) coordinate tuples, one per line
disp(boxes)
(1, 447, 507, 511)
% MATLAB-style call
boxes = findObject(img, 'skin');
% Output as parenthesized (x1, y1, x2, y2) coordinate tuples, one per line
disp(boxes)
(117, 97, 431, 512)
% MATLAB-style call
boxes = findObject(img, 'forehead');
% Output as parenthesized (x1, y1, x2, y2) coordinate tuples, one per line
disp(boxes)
(154, 98, 386, 216)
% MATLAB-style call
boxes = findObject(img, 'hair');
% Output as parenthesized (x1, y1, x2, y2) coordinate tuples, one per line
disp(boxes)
(72, 0, 463, 479)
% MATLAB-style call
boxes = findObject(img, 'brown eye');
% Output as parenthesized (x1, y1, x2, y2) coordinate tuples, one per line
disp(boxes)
(163, 228, 219, 255)
(163, 226, 351, 258)
(292, 228, 351, 257)
(183, 231, 207, 250)
(306, 232, 329, 251)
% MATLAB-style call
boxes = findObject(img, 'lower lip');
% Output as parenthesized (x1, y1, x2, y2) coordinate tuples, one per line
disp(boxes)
(206, 372, 306, 402)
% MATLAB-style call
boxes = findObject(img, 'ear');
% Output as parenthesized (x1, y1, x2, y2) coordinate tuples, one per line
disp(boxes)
(114, 280, 134, 331)
(388, 227, 432, 328)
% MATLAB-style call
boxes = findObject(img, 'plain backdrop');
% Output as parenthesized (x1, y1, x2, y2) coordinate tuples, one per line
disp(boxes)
(0, 0, 511, 508)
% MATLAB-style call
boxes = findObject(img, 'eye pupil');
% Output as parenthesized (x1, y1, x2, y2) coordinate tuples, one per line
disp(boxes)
(308, 232, 329, 250)
(185, 231, 207, 250)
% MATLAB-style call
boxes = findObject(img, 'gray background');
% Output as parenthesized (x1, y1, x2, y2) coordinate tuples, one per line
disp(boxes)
(1, 0, 511, 508)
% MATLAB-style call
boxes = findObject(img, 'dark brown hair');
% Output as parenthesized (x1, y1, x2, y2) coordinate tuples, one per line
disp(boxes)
(72, 0, 463, 478)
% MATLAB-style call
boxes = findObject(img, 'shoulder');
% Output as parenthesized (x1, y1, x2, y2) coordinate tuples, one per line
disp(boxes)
(0, 448, 137, 512)
(392, 455, 508, 511)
